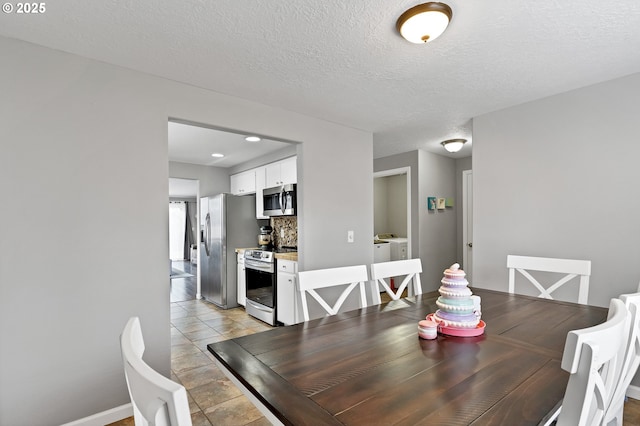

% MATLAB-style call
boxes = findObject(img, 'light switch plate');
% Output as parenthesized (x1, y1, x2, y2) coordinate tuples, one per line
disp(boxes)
(347, 230, 354, 243)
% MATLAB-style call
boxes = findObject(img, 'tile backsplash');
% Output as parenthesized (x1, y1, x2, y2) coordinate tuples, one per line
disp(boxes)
(271, 216, 297, 249)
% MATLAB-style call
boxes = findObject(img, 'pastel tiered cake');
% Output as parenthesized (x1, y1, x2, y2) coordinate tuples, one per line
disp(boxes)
(431, 263, 483, 334)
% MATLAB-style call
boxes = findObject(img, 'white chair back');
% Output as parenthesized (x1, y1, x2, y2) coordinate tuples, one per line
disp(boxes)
(120, 317, 192, 426)
(507, 255, 591, 304)
(604, 292, 640, 426)
(370, 259, 423, 304)
(297, 265, 369, 321)
(556, 298, 630, 426)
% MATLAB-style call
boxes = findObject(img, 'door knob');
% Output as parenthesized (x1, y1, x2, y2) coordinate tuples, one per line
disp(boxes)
(467, 243, 473, 248)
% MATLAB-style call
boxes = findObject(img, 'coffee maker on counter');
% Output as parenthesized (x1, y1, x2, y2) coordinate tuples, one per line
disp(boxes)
(258, 225, 273, 251)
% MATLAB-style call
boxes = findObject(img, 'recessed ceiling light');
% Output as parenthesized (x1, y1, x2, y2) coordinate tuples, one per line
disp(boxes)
(211, 153, 224, 158)
(245, 136, 261, 142)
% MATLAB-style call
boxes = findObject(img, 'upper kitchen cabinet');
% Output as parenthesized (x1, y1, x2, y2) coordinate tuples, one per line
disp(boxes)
(254, 166, 268, 219)
(265, 157, 297, 187)
(230, 169, 256, 195)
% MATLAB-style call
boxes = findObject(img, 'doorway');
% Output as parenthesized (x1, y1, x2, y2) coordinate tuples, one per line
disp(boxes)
(169, 178, 199, 302)
(373, 167, 412, 259)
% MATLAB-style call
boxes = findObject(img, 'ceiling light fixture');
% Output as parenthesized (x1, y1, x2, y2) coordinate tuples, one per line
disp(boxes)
(211, 153, 224, 158)
(245, 136, 261, 142)
(396, 2, 453, 44)
(441, 138, 466, 153)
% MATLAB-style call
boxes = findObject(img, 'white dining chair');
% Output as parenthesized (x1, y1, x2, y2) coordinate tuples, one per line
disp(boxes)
(297, 265, 369, 321)
(507, 255, 591, 304)
(603, 292, 640, 426)
(121, 317, 193, 426)
(552, 298, 630, 426)
(370, 258, 423, 305)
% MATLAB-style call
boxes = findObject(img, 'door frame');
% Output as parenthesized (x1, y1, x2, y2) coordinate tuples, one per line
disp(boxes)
(462, 169, 473, 282)
(373, 167, 412, 259)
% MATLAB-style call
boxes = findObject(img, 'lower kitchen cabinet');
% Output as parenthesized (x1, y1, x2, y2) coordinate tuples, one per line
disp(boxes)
(276, 259, 298, 325)
(237, 253, 246, 306)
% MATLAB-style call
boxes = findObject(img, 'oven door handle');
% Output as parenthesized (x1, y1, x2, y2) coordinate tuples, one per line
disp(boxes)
(245, 260, 274, 272)
(247, 299, 273, 313)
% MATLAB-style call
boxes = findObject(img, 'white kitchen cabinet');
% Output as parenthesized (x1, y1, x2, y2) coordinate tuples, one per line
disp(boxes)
(265, 156, 297, 187)
(237, 253, 246, 306)
(230, 169, 256, 195)
(374, 242, 391, 263)
(254, 166, 268, 219)
(276, 259, 298, 325)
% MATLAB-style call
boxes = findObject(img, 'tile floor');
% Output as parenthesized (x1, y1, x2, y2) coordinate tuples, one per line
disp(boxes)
(167, 298, 273, 425)
(110, 261, 274, 426)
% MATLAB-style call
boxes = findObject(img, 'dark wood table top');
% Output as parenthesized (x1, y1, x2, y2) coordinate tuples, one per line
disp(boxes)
(208, 289, 608, 426)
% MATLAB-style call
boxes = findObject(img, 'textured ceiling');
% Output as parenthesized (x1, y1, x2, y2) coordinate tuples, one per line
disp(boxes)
(2, 0, 640, 160)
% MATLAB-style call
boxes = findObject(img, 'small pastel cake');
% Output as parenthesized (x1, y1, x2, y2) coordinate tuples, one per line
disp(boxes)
(433, 263, 480, 328)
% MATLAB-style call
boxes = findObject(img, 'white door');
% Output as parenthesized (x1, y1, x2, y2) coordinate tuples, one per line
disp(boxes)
(462, 170, 473, 283)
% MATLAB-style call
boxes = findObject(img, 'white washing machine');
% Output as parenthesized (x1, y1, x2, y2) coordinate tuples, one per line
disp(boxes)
(380, 237, 408, 260)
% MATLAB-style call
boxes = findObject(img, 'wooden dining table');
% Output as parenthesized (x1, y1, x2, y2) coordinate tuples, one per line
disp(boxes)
(207, 288, 608, 425)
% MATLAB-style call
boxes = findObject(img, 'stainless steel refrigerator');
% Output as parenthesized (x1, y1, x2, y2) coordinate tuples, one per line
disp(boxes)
(200, 193, 257, 309)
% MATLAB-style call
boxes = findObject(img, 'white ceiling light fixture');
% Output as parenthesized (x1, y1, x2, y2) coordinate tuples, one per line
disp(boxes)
(211, 153, 225, 158)
(245, 136, 261, 142)
(441, 138, 466, 153)
(396, 2, 453, 44)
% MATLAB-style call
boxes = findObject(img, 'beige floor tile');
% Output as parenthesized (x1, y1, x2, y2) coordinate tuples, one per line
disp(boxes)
(203, 395, 263, 425)
(182, 327, 222, 342)
(171, 343, 203, 360)
(202, 317, 236, 328)
(246, 416, 272, 426)
(189, 379, 243, 409)
(171, 334, 192, 346)
(171, 351, 214, 372)
(174, 363, 227, 390)
(190, 410, 214, 426)
(171, 316, 204, 327)
(192, 334, 230, 351)
(174, 321, 211, 333)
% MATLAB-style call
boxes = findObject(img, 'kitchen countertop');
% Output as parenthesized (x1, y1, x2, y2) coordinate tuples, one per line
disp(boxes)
(235, 247, 258, 253)
(274, 252, 298, 262)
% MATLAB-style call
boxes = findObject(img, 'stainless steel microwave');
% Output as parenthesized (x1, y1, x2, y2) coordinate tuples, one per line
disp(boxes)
(263, 184, 296, 216)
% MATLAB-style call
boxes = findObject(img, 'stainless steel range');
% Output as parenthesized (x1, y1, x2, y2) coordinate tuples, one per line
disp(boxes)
(244, 249, 277, 325)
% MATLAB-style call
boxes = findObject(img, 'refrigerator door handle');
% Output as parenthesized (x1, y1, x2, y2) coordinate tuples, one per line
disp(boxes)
(204, 213, 211, 256)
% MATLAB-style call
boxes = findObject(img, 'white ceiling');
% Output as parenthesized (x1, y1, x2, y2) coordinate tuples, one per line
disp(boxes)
(168, 121, 293, 167)
(2, 0, 640, 160)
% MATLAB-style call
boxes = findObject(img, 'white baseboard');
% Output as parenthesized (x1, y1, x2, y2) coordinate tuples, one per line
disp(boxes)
(60, 403, 132, 426)
(627, 384, 640, 401)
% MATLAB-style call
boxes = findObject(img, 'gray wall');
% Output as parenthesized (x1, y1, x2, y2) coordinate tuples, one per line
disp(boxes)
(169, 161, 230, 197)
(417, 150, 458, 291)
(374, 150, 458, 292)
(0, 36, 373, 426)
(472, 72, 640, 307)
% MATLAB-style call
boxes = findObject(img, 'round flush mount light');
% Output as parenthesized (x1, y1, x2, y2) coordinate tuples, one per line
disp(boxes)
(211, 153, 224, 158)
(441, 138, 467, 153)
(396, 2, 453, 44)
(245, 136, 261, 142)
